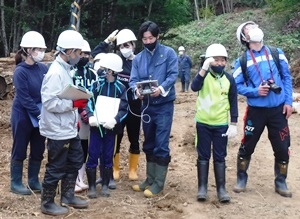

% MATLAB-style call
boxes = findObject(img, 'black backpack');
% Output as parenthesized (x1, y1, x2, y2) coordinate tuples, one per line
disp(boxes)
(239, 46, 282, 87)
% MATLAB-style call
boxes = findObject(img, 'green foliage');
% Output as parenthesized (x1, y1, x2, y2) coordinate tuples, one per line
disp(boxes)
(266, 0, 300, 13)
(199, 7, 215, 19)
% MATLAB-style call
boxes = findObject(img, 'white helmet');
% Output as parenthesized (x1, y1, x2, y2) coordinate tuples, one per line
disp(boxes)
(99, 53, 123, 72)
(116, 29, 137, 46)
(205, 44, 228, 58)
(20, 31, 47, 48)
(93, 53, 106, 71)
(236, 21, 257, 45)
(82, 40, 91, 52)
(57, 30, 84, 49)
(178, 46, 185, 51)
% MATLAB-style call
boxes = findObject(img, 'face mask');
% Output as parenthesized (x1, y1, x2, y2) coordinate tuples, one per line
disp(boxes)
(68, 53, 80, 66)
(210, 65, 225, 73)
(77, 57, 89, 67)
(32, 51, 45, 62)
(97, 69, 107, 78)
(144, 40, 157, 51)
(179, 51, 184, 56)
(248, 27, 264, 43)
(120, 48, 133, 58)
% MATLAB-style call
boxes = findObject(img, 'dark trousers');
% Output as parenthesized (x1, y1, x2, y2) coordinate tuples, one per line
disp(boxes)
(116, 97, 141, 154)
(86, 128, 115, 168)
(11, 108, 45, 161)
(43, 135, 83, 186)
(142, 101, 174, 158)
(196, 122, 228, 162)
(238, 104, 290, 162)
(180, 69, 190, 84)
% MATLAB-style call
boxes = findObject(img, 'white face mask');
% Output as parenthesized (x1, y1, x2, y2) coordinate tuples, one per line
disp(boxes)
(179, 51, 184, 56)
(120, 48, 133, 58)
(32, 51, 45, 62)
(248, 27, 264, 43)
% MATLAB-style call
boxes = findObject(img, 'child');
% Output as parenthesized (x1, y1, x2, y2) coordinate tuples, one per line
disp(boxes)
(85, 53, 128, 198)
(191, 43, 238, 203)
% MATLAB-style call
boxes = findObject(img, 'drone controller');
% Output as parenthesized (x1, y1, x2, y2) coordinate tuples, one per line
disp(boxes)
(136, 80, 158, 95)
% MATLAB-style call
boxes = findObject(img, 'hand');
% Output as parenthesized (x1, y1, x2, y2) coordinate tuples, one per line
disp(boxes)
(202, 57, 215, 71)
(150, 86, 161, 97)
(226, 124, 237, 138)
(136, 88, 144, 100)
(283, 104, 292, 119)
(258, 82, 270, 96)
(104, 29, 118, 44)
(80, 110, 88, 124)
(103, 118, 117, 130)
(73, 99, 88, 109)
(89, 116, 98, 127)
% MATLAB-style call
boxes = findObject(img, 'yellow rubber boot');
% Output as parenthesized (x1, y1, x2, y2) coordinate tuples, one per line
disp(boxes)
(113, 153, 120, 180)
(129, 153, 139, 181)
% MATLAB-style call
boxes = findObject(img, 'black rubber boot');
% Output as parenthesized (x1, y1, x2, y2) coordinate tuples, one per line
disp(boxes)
(181, 82, 185, 92)
(86, 167, 97, 199)
(10, 160, 31, 195)
(274, 161, 292, 198)
(214, 162, 230, 203)
(108, 172, 117, 190)
(233, 156, 250, 193)
(96, 165, 103, 185)
(61, 173, 88, 208)
(144, 156, 171, 198)
(41, 184, 68, 216)
(197, 160, 209, 201)
(132, 154, 156, 192)
(28, 159, 42, 192)
(185, 82, 190, 92)
(101, 167, 112, 197)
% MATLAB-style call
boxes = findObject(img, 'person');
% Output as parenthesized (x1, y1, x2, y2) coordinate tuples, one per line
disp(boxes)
(73, 39, 97, 192)
(233, 21, 293, 197)
(178, 46, 192, 92)
(10, 31, 48, 195)
(191, 44, 238, 203)
(129, 21, 178, 198)
(113, 29, 142, 181)
(39, 29, 89, 216)
(85, 53, 128, 198)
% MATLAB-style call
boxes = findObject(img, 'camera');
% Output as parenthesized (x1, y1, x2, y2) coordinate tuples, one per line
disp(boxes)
(261, 79, 281, 94)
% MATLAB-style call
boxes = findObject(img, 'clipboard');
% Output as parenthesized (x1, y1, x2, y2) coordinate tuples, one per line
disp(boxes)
(94, 95, 120, 124)
(27, 103, 42, 128)
(58, 84, 93, 100)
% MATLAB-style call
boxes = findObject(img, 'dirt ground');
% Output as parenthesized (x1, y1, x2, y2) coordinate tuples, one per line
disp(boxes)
(0, 81, 300, 219)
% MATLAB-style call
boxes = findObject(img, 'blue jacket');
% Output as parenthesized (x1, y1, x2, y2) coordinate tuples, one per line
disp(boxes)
(233, 45, 293, 107)
(12, 61, 48, 117)
(129, 42, 178, 105)
(178, 54, 192, 71)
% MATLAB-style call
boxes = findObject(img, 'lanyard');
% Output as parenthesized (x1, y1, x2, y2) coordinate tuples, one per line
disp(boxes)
(249, 48, 275, 83)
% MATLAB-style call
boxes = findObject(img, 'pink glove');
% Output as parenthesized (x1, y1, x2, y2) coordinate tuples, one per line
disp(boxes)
(80, 110, 88, 124)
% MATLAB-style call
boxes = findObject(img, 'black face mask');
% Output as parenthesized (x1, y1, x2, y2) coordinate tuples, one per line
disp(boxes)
(144, 40, 157, 51)
(97, 69, 107, 78)
(77, 57, 89, 67)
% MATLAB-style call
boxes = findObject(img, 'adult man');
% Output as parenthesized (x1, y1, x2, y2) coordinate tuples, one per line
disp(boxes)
(129, 21, 178, 198)
(39, 30, 89, 216)
(178, 46, 192, 92)
(233, 21, 293, 197)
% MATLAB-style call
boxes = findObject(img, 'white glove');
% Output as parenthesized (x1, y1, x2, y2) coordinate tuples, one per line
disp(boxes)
(89, 116, 99, 127)
(202, 57, 215, 71)
(104, 30, 118, 44)
(226, 125, 237, 138)
(103, 118, 117, 130)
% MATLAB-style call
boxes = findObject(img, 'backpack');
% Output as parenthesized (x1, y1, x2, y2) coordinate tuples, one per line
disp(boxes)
(239, 46, 282, 87)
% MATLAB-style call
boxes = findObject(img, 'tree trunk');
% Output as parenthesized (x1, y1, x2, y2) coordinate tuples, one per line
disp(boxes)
(205, 0, 208, 20)
(220, 0, 225, 14)
(147, 0, 153, 20)
(0, 0, 8, 56)
(194, 0, 200, 20)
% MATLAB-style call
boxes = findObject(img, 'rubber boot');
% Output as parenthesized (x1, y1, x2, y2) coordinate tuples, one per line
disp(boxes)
(214, 162, 230, 203)
(132, 154, 156, 192)
(113, 153, 120, 180)
(185, 82, 190, 92)
(95, 165, 103, 185)
(28, 159, 42, 193)
(129, 153, 139, 180)
(61, 173, 88, 209)
(144, 156, 170, 198)
(181, 82, 185, 92)
(10, 160, 31, 195)
(108, 172, 117, 190)
(86, 167, 97, 199)
(101, 167, 112, 197)
(233, 156, 250, 193)
(75, 163, 88, 192)
(41, 184, 68, 216)
(274, 161, 292, 198)
(197, 160, 209, 201)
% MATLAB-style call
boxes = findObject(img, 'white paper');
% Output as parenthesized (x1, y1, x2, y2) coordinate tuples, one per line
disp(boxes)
(58, 84, 92, 100)
(94, 95, 120, 124)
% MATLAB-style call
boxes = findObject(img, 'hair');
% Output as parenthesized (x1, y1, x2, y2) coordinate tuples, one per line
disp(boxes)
(15, 48, 29, 65)
(138, 21, 160, 40)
